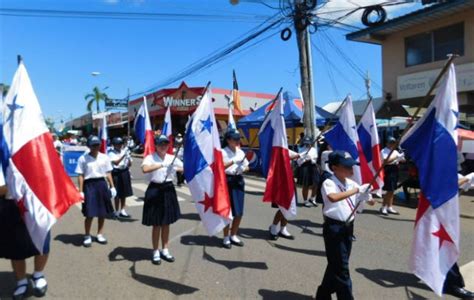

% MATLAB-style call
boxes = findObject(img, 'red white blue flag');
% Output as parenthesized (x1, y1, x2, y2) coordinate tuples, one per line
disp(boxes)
(134, 96, 155, 157)
(99, 115, 107, 154)
(357, 101, 384, 194)
(258, 93, 296, 219)
(2, 62, 81, 253)
(401, 63, 460, 296)
(184, 89, 232, 235)
(324, 95, 366, 184)
(163, 106, 173, 154)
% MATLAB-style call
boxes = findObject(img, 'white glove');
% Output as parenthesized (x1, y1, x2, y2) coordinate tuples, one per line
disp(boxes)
(80, 192, 84, 200)
(235, 165, 244, 175)
(358, 184, 371, 194)
(461, 173, 474, 191)
(166, 164, 175, 176)
(161, 162, 170, 168)
(110, 187, 117, 198)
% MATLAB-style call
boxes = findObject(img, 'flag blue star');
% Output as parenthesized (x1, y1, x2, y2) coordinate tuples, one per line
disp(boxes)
(6, 95, 24, 122)
(200, 116, 213, 133)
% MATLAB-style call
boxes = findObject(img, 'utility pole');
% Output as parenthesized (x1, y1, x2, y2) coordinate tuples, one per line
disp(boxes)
(127, 88, 131, 138)
(294, 0, 316, 138)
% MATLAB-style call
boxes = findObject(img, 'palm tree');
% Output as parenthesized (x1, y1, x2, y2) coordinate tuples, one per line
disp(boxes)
(85, 86, 109, 113)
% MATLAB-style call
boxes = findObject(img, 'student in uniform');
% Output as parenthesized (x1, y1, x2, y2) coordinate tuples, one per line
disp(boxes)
(76, 135, 116, 247)
(297, 136, 318, 207)
(221, 130, 249, 249)
(108, 137, 133, 218)
(141, 135, 183, 265)
(0, 166, 50, 299)
(174, 133, 185, 186)
(380, 137, 405, 216)
(268, 149, 300, 241)
(316, 151, 374, 300)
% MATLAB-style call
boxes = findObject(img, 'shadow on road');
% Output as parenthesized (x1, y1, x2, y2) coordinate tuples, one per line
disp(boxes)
(360, 210, 415, 223)
(202, 247, 268, 270)
(108, 247, 151, 262)
(272, 243, 325, 257)
(0, 272, 15, 298)
(180, 235, 221, 248)
(356, 268, 429, 291)
(258, 289, 313, 299)
(289, 219, 322, 229)
(54, 234, 86, 247)
(130, 263, 199, 295)
(239, 227, 270, 240)
(180, 213, 201, 221)
(245, 190, 264, 196)
(404, 286, 430, 300)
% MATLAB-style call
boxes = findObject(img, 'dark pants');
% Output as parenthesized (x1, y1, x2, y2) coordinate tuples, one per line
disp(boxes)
(177, 172, 185, 185)
(316, 218, 354, 300)
(443, 263, 465, 292)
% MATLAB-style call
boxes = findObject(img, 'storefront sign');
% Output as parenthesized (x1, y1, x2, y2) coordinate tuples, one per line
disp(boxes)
(397, 62, 474, 99)
(163, 96, 202, 108)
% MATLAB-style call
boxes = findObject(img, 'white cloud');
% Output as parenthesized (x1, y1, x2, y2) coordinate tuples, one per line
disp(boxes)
(103, 0, 145, 5)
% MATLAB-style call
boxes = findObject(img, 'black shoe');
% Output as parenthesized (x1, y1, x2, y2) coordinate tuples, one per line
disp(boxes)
(379, 207, 388, 216)
(152, 257, 161, 265)
(119, 212, 131, 218)
(160, 252, 175, 263)
(351, 235, 357, 241)
(268, 226, 279, 241)
(32, 275, 48, 298)
(223, 242, 232, 249)
(12, 283, 28, 300)
(278, 232, 295, 240)
(230, 238, 244, 247)
(447, 286, 474, 299)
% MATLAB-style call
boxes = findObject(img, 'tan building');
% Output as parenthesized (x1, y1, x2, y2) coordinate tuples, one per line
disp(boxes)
(347, 0, 474, 118)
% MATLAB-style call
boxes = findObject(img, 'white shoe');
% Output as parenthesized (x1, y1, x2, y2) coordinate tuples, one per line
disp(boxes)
(309, 198, 318, 207)
(387, 207, 400, 215)
(83, 235, 92, 247)
(379, 207, 388, 216)
(304, 201, 312, 207)
(96, 234, 107, 245)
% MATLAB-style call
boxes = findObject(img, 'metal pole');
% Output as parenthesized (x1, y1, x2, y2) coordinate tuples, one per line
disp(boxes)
(127, 88, 131, 138)
(305, 27, 316, 138)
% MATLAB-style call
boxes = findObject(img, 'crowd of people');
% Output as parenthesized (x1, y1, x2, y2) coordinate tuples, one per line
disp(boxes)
(1, 128, 473, 300)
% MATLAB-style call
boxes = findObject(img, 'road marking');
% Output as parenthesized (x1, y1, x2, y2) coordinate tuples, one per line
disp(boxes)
(460, 260, 474, 291)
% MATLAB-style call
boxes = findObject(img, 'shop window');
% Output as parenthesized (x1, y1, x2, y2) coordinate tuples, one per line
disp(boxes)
(405, 22, 464, 67)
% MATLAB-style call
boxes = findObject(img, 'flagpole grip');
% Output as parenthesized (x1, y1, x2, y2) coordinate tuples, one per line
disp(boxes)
(17, 55, 23, 65)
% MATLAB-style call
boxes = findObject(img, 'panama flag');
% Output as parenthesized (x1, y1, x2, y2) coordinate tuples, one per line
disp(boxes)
(2, 62, 81, 253)
(258, 93, 297, 219)
(184, 89, 232, 235)
(324, 95, 366, 184)
(163, 106, 173, 154)
(134, 96, 155, 157)
(357, 101, 384, 194)
(99, 115, 107, 153)
(228, 106, 236, 131)
(401, 63, 460, 296)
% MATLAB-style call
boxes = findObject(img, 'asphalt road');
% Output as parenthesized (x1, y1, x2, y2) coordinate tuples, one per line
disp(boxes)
(1, 158, 473, 299)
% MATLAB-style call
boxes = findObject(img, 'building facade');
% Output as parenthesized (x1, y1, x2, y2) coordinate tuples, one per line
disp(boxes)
(347, 1, 474, 118)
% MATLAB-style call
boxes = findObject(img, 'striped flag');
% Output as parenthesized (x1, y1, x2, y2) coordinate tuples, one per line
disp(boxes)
(163, 106, 173, 154)
(2, 62, 81, 253)
(99, 115, 107, 154)
(134, 96, 155, 157)
(232, 70, 243, 114)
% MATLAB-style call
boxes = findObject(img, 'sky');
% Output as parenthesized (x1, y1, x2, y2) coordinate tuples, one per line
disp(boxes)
(0, 0, 423, 126)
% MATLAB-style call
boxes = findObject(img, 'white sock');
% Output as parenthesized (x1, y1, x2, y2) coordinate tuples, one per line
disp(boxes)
(280, 226, 291, 236)
(231, 235, 241, 243)
(270, 224, 279, 235)
(33, 272, 47, 289)
(161, 248, 170, 256)
(121, 209, 127, 214)
(14, 278, 28, 296)
(223, 236, 231, 244)
(153, 249, 160, 258)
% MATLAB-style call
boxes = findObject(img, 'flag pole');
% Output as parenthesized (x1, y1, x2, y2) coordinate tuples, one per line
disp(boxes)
(17, 55, 22, 65)
(344, 54, 458, 225)
(246, 87, 283, 149)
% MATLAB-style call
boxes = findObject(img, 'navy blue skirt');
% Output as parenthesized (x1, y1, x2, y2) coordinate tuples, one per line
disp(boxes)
(142, 182, 181, 226)
(0, 198, 50, 259)
(383, 165, 399, 191)
(297, 161, 316, 186)
(83, 178, 114, 218)
(227, 175, 245, 217)
(112, 168, 133, 199)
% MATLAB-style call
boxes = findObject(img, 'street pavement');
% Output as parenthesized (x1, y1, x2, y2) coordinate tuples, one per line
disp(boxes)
(1, 158, 473, 299)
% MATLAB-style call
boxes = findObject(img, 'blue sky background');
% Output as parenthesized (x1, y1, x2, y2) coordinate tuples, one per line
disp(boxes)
(0, 0, 422, 126)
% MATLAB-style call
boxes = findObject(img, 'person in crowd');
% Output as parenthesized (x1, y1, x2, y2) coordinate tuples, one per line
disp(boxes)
(221, 130, 249, 249)
(75, 135, 116, 247)
(141, 135, 183, 265)
(108, 137, 133, 218)
(268, 149, 300, 241)
(315, 151, 374, 300)
(297, 136, 318, 207)
(0, 169, 50, 299)
(52, 134, 63, 156)
(174, 133, 185, 186)
(69, 134, 78, 145)
(380, 137, 405, 216)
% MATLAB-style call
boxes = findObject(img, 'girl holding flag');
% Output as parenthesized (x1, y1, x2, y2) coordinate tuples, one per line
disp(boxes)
(221, 129, 249, 249)
(141, 135, 183, 265)
(76, 135, 116, 247)
(297, 136, 318, 207)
